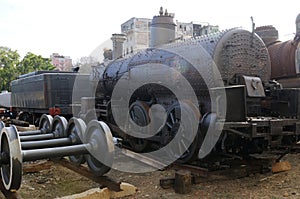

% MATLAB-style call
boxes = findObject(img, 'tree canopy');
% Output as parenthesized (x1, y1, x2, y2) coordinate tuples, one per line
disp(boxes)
(0, 47, 55, 91)
(19, 52, 55, 75)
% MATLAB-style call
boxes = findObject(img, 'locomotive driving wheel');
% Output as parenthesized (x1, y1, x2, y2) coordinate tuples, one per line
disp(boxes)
(161, 102, 200, 164)
(128, 101, 150, 152)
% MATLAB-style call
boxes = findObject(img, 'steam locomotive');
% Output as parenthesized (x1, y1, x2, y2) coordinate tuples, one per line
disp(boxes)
(7, 11, 300, 165)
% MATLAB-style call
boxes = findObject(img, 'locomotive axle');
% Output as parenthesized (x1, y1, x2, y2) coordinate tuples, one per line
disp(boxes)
(20, 117, 84, 150)
(19, 115, 68, 142)
(0, 119, 114, 191)
(18, 114, 53, 136)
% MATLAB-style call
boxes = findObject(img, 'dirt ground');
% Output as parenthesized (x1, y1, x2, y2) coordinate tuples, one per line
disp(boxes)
(1, 153, 300, 199)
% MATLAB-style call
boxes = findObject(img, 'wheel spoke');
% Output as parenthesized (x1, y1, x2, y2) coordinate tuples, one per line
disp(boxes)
(170, 112, 175, 124)
(180, 139, 188, 153)
(166, 122, 172, 129)
(130, 111, 135, 121)
(160, 103, 199, 163)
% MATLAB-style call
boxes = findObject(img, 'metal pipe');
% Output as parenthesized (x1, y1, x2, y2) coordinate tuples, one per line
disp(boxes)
(20, 133, 55, 141)
(21, 137, 73, 149)
(22, 144, 91, 162)
(18, 129, 46, 136)
(18, 115, 66, 140)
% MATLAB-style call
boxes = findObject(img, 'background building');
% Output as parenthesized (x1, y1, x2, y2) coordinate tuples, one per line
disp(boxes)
(119, 13, 219, 56)
(50, 53, 73, 71)
(176, 21, 219, 39)
(121, 17, 152, 55)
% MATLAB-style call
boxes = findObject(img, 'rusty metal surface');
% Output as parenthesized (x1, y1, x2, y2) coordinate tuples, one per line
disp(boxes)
(210, 29, 271, 84)
(268, 40, 299, 79)
(277, 76, 300, 88)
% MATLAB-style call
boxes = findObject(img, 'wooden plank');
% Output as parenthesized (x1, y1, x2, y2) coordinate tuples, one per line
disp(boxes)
(160, 178, 175, 189)
(52, 158, 121, 192)
(23, 160, 52, 173)
(174, 170, 191, 194)
(272, 161, 292, 173)
(172, 163, 208, 177)
(58, 183, 137, 199)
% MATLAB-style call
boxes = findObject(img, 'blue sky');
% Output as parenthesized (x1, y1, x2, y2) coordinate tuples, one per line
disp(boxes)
(0, 0, 299, 61)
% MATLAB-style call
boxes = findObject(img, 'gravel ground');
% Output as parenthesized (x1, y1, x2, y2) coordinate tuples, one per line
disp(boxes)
(0, 153, 299, 199)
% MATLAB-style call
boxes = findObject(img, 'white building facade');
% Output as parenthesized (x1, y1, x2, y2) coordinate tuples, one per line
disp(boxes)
(121, 17, 151, 55)
(117, 9, 219, 56)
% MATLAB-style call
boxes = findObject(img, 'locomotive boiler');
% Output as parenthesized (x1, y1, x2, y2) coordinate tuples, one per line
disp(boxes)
(255, 14, 300, 87)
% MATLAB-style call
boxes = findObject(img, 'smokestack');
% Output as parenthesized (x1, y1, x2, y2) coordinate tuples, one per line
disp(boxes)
(296, 13, 300, 37)
(255, 26, 279, 46)
(150, 7, 176, 47)
(111, 34, 126, 59)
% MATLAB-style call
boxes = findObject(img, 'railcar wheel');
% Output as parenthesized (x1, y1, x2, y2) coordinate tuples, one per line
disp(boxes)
(0, 126, 22, 191)
(128, 101, 150, 152)
(84, 120, 114, 176)
(38, 114, 53, 133)
(0, 121, 4, 130)
(51, 116, 68, 138)
(67, 118, 86, 165)
(162, 102, 200, 163)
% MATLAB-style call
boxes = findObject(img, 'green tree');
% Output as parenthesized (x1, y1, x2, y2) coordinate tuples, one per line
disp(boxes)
(0, 47, 55, 91)
(0, 47, 20, 91)
(19, 52, 55, 74)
